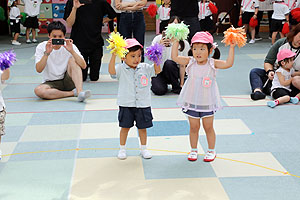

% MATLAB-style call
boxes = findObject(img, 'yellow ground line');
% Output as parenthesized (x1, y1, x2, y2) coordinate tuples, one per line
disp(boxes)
(2, 147, 299, 178)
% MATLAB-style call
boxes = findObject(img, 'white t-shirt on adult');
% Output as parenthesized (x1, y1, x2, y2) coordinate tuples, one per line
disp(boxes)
(152, 34, 190, 67)
(272, 2, 290, 20)
(0, 71, 5, 111)
(9, 6, 20, 20)
(258, 0, 273, 11)
(277, 42, 300, 71)
(198, 2, 212, 20)
(22, 0, 42, 17)
(241, 0, 259, 12)
(271, 67, 295, 91)
(158, 5, 170, 21)
(35, 41, 83, 82)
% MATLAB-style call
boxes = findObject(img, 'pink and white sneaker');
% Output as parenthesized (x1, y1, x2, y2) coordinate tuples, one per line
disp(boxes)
(188, 151, 198, 161)
(203, 151, 216, 162)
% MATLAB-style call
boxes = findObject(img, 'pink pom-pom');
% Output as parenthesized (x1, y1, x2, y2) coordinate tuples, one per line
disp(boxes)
(208, 3, 218, 14)
(146, 4, 158, 18)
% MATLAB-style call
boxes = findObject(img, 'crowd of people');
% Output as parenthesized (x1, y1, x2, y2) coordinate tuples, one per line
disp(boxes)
(1, 0, 300, 162)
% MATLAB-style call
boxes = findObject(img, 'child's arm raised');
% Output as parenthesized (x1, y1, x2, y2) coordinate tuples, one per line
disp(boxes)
(1, 69, 10, 81)
(108, 54, 117, 75)
(277, 72, 292, 87)
(215, 44, 235, 69)
(171, 40, 190, 66)
(154, 63, 161, 75)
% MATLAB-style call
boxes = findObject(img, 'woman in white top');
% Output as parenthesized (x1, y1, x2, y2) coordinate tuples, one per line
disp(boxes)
(115, 0, 147, 61)
(151, 16, 190, 95)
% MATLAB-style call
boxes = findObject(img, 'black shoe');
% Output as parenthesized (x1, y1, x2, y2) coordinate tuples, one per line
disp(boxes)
(250, 91, 266, 100)
(171, 87, 182, 94)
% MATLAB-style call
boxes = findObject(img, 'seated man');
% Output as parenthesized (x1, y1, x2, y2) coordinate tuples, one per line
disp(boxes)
(34, 21, 91, 102)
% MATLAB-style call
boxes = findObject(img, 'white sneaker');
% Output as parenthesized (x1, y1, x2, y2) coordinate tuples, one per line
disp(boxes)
(117, 149, 127, 160)
(32, 39, 38, 43)
(203, 151, 216, 162)
(249, 39, 255, 44)
(188, 151, 198, 161)
(77, 90, 91, 102)
(26, 39, 31, 43)
(12, 40, 21, 45)
(140, 149, 152, 159)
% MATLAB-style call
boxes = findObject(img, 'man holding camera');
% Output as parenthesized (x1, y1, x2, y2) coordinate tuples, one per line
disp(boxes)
(64, 0, 116, 81)
(34, 21, 91, 102)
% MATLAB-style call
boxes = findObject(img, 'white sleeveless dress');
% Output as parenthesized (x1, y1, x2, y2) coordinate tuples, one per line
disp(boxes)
(177, 57, 223, 112)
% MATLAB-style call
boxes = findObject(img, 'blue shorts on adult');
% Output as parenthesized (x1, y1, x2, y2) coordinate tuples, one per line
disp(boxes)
(118, 106, 153, 129)
(183, 109, 214, 119)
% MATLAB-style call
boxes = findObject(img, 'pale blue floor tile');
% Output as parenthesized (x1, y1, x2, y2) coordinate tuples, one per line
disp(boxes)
(142, 155, 216, 180)
(220, 176, 300, 200)
(28, 112, 83, 125)
(10, 140, 77, 161)
(2, 126, 26, 142)
(273, 152, 300, 178)
(147, 121, 189, 137)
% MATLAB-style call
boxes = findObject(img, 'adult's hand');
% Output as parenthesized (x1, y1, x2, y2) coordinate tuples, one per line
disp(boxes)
(46, 39, 53, 54)
(73, 0, 84, 9)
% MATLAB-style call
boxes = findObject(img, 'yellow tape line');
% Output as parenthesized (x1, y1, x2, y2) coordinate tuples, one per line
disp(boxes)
(2, 147, 299, 178)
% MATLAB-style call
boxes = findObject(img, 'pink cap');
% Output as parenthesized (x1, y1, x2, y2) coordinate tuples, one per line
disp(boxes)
(191, 32, 214, 45)
(277, 49, 296, 61)
(125, 38, 143, 49)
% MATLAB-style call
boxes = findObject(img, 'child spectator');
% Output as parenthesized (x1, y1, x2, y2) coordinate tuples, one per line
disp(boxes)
(158, 0, 171, 33)
(9, 0, 22, 45)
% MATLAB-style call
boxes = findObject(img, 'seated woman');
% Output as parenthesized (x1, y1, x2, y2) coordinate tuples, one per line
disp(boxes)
(151, 16, 190, 95)
(249, 23, 300, 100)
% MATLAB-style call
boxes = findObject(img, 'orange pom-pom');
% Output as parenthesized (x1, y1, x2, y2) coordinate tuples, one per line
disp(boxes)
(249, 17, 258, 27)
(221, 26, 247, 48)
(208, 2, 218, 14)
(238, 18, 243, 27)
(282, 22, 289, 35)
(147, 4, 158, 18)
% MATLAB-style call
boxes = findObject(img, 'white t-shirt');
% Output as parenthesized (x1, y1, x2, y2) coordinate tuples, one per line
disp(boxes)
(22, 0, 42, 17)
(277, 42, 300, 71)
(241, 0, 259, 12)
(271, 67, 295, 91)
(272, 2, 290, 20)
(258, 0, 273, 11)
(198, 2, 212, 20)
(158, 5, 170, 21)
(9, 6, 20, 20)
(0, 71, 5, 111)
(151, 34, 190, 67)
(35, 41, 83, 82)
(284, 0, 298, 10)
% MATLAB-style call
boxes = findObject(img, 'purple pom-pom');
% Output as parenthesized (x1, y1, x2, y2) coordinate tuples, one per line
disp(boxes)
(145, 43, 164, 66)
(0, 50, 16, 71)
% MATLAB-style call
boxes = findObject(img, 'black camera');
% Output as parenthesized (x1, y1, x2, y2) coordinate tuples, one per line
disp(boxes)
(52, 39, 65, 45)
(79, 0, 92, 4)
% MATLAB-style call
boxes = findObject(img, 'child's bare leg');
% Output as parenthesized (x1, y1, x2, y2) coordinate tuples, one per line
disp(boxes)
(32, 29, 36, 40)
(188, 117, 200, 149)
(26, 28, 30, 40)
(277, 95, 291, 105)
(138, 128, 147, 145)
(272, 32, 278, 44)
(120, 128, 130, 145)
(13, 33, 20, 41)
(202, 116, 216, 150)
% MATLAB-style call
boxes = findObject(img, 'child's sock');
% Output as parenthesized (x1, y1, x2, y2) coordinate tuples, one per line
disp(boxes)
(191, 148, 198, 152)
(267, 100, 279, 108)
(290, 97, 299, 104)
(141, 145, 147, 150)
(120, 145, 126, 150)
(208, 148, 215, 152)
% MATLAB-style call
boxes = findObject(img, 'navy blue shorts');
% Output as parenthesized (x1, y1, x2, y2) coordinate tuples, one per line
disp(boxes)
(183, 109, 214, 119)
(118, 106, 153, 129)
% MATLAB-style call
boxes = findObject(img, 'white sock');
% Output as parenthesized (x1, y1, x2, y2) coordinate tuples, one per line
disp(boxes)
(141, 145, 147, 150)
(120, 145, 126, 150)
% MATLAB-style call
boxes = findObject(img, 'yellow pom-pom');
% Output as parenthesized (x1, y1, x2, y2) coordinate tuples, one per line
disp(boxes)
(221, 26, 247, 48)
(106, 32, 128, 58)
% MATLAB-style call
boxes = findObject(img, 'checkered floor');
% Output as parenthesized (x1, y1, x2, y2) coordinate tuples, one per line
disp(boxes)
(0, 33, 300, 200)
